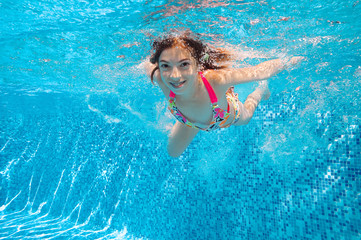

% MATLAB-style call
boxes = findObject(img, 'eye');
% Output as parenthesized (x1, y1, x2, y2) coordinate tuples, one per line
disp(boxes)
(180, 62, 190, 68)
(160, 63, 169, 69)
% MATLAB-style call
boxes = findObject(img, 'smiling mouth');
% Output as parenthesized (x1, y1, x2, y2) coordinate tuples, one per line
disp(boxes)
(170, 80, 186, 88)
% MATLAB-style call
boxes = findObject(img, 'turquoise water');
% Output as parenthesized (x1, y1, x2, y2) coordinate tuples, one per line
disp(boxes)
(1, 0, 360, 239)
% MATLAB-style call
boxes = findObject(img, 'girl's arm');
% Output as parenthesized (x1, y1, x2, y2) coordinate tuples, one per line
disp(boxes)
(167, 121, 200, 157)
(219, 57, 304, 88)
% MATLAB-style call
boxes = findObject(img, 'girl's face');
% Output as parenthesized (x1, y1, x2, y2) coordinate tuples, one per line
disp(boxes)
(158, 46, 199, 95)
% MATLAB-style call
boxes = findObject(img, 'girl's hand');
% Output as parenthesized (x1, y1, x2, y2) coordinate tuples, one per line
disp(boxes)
(290, 56, 305, 65)
(286, 56, 305, 68)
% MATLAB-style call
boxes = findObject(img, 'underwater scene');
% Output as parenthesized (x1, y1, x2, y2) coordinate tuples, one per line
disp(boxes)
(1, 0, 360, 239)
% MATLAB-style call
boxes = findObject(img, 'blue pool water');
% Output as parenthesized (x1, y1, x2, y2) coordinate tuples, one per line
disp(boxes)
(1, 0, 361, 239)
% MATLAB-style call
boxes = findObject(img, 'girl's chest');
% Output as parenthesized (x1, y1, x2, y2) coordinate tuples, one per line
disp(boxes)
(173, 94, 229, 126)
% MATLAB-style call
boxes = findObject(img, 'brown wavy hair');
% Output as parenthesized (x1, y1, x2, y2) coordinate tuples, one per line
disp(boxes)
(150, 32, 232, 84)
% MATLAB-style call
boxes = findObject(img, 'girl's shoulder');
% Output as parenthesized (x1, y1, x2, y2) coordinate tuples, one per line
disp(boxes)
(202, 68, 238, 95)
(202, 69, 223, 84)
(202, 69, 230, 89)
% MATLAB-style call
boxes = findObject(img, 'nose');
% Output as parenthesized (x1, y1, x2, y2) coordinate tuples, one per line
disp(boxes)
(170, 67, 181, 80)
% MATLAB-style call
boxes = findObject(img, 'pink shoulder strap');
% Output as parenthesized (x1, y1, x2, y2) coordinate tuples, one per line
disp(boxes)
(199, 72, 218, 104)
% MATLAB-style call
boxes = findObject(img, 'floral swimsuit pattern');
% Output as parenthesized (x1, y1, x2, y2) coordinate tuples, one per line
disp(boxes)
(168, 72, 241, 132)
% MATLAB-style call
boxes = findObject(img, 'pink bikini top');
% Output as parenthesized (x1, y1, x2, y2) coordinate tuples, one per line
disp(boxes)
(168, 72, 230, 131)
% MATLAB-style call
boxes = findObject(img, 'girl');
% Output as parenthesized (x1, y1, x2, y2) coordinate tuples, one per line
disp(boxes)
(146, 32, 303, 157)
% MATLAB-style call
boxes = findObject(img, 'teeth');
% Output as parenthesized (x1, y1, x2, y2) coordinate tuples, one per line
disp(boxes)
(171, 81, 185, 87)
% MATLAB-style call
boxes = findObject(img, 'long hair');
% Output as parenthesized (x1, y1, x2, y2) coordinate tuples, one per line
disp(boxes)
(149, 32, 232, 84)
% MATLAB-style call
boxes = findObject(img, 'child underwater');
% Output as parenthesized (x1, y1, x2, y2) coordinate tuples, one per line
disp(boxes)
(145, 32, 303, 157)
